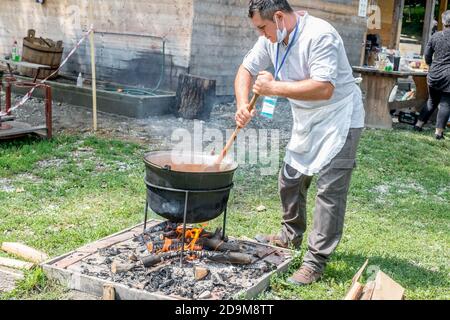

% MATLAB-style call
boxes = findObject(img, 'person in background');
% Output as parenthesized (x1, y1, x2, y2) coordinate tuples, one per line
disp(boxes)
(431, 19, 438, 36)
(414, 11, 450, 140)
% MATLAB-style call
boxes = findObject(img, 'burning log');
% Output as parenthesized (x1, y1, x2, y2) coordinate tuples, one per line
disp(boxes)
(111, 261, 136, 274)
(140, 251, 183, 268)
(140, 254, 165, 268)
(207, 252, 253, 265)
(201, 238, 240, 252)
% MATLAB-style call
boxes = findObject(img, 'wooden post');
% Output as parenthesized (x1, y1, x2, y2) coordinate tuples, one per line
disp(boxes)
(438, 0, 449, 31)
(421, 0, 437, 55)
(389, 0, 405, 49)
(174, 74, 216, 120)
(102, 284, 115, 300)
(89, 1, 97, 131)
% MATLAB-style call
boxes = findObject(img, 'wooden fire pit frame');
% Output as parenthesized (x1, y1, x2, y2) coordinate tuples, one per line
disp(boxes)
(41, 219, 294, 300)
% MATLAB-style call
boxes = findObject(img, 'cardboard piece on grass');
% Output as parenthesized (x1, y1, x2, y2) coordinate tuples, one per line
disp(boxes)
(343, 259, 405, 300)
(371, 271, 405, 300)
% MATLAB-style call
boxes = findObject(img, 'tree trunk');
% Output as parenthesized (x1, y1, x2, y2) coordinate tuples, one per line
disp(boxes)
(174, 74, 216, 120)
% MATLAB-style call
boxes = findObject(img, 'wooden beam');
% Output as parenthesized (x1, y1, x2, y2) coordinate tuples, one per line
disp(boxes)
(102, 283, 116, 300)
(390, 0, 406, 49)
(344, 282, 364, 300)
(0, 257, 34, 270)
(89, 0, 98, 132)
(422, 0, 437, 55)
(438, 0, 449, 31)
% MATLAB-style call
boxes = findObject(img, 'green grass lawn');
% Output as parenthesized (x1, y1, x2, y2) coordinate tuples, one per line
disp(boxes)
(0, 128, 449, 300)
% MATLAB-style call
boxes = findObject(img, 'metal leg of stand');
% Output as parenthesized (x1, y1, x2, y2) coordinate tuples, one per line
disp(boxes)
(143, 199, 149, 233)
(222, 206, 227, 240)
(180, 191, 189, 267)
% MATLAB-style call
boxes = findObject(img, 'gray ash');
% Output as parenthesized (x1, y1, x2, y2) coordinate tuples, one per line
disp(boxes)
(77, 221, 289, 300)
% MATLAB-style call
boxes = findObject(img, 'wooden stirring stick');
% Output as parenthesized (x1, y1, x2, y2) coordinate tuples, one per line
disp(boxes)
(214, 94, 260, 165)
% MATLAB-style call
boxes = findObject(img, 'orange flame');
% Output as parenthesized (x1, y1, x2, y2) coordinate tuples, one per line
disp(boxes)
(147, 226, 205, 255)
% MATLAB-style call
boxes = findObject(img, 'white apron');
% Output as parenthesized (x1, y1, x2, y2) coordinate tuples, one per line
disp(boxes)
(285, 92, 355, 176)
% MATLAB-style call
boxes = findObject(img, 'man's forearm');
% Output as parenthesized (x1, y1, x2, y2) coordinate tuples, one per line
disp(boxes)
(235, 65, 253, 109)
(271, 79, 334, 101)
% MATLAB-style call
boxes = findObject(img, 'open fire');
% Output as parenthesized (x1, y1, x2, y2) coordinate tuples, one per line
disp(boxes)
(53, 220, 292, 300)
(138, 222, 261, 269)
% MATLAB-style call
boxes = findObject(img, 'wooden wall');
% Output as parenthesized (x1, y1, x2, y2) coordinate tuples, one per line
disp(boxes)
(190, 0, 367, 95)
(0, 0, 193, 90)
(0, 0, 367, 96)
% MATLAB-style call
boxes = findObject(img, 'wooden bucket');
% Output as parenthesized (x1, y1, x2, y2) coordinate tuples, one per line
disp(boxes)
(19, 29, 64, 80)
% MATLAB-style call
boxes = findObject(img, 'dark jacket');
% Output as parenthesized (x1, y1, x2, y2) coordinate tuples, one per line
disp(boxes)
(424, 28, 450, 92)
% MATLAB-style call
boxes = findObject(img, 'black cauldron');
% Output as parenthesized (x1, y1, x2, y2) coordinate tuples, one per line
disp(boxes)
(144, 151, 238, 223)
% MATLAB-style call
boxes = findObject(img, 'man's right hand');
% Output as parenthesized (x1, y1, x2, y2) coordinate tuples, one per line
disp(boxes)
(235, 104, 256, 128)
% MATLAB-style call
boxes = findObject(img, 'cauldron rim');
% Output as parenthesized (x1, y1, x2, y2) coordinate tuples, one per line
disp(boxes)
(143, 150, 238, 174)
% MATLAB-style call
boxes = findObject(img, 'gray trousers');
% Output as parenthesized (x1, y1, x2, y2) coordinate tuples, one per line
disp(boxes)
(279, 128, 363, 273)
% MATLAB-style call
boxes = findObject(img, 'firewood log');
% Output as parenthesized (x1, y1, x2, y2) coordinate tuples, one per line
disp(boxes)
(140, 254, 164, 268)
(111, 261, 136, 274)
(1, 242, 49, 264)
(201, 238, 240, 252)
(207, 252, 253, 264)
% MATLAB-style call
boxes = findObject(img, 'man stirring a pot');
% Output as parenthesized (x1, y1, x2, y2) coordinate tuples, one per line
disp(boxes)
(235, 0, 365, 285)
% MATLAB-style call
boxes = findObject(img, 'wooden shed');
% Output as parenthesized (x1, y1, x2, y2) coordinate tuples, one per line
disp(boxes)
(0, 0, 368, 96)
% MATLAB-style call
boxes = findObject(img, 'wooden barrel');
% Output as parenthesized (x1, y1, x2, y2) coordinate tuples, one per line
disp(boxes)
(19, 29, 64, 80)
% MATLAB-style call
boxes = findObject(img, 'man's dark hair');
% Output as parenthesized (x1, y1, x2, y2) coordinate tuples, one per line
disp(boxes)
(248, 0, 293, 20)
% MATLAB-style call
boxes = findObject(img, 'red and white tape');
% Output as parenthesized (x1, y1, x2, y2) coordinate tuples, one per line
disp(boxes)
(1, 27, 94, 116)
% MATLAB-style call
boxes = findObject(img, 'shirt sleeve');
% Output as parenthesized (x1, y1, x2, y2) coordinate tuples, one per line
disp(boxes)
(242, 36, 271, 77)
(308, 32, 340, 87)
(424, 36, 434, 66)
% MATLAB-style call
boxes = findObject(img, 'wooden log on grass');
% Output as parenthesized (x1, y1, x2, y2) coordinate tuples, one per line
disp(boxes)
(344, 282, 364, 300)
(1, 242, 49, 264)
(360, 280, 375, 300)
(343, 259, 369, 300)
(0, 257, 34, 270)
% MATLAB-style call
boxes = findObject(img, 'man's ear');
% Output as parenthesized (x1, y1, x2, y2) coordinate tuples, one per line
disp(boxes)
(273, 11, 283, 22)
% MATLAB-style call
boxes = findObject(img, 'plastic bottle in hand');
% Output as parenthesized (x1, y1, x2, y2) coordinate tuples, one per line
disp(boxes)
(76, 73, 83, 88)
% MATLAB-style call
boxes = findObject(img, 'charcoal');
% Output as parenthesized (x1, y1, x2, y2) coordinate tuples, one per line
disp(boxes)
(159, 279, 174, 289)
(70, 221, 291, 300)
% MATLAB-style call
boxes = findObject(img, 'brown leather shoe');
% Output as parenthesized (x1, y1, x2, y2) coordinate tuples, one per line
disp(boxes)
(254, 234, 289, 249)
(287, 265, 322, 285)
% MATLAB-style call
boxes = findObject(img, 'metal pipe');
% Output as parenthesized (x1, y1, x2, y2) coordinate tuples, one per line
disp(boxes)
(143, 199, 149, 233)
(45, 85, 52, 139)
(5, 80, 11, 115)
(222, 207, 227, 240)
(88, 30, 165, 41)
(180, 191, 189, 267)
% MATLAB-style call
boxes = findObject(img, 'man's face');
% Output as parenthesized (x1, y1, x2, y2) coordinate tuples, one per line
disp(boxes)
(251, 11, 279, 43)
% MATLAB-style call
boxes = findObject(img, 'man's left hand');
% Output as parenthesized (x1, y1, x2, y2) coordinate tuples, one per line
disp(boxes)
(253, 71, 276, 96)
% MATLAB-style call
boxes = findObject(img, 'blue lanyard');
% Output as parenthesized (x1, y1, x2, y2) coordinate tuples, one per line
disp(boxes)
(275, 20, 300, 80)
